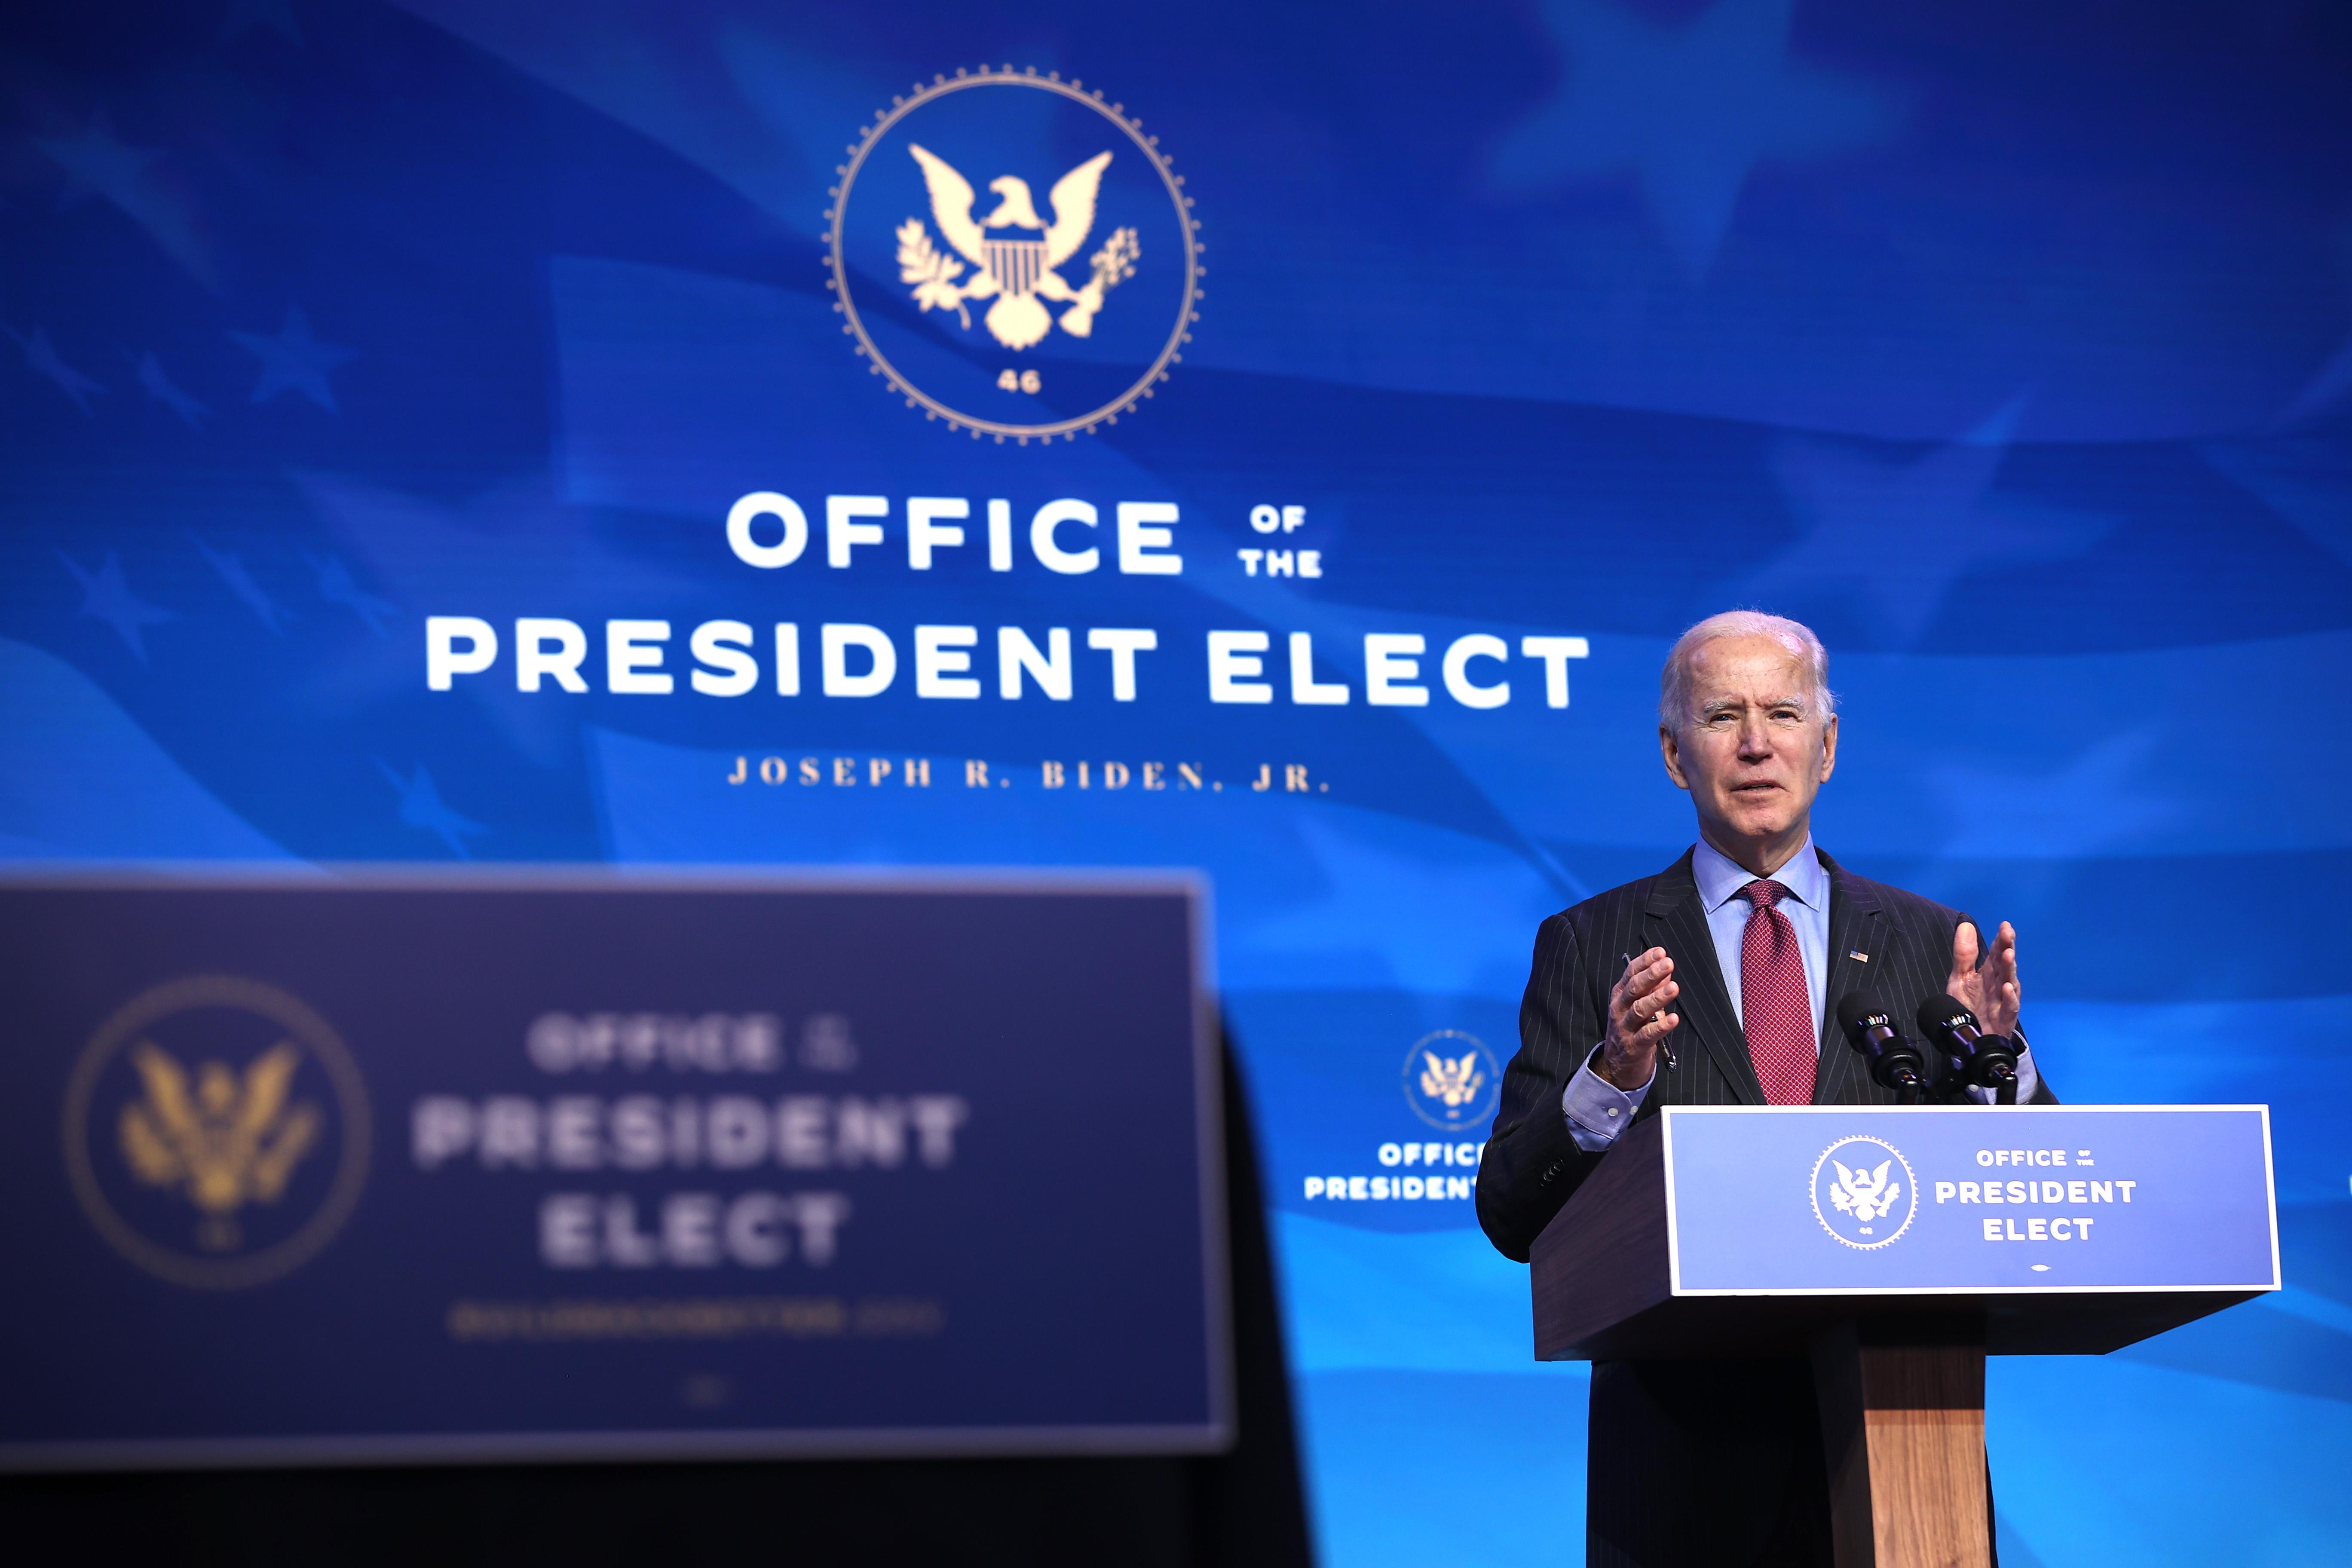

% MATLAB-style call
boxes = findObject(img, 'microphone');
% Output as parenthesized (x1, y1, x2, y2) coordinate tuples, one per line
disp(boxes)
(1914, 996, 2020, 1090)
(1835, 992, 1928, 1093)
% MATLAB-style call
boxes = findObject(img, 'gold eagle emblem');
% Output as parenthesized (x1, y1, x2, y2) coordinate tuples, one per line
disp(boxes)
(1418, 1050, 1485, 1110)
(118, 1040, 322, 1233)
(897, 144, 1139, 349)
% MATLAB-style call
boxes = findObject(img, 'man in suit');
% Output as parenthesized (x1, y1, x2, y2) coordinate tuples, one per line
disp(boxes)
(1475, 610, 2054, 1568)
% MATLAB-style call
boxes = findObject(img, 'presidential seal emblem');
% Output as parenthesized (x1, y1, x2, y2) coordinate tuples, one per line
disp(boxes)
(62, 975, 371, 1289)
(1809, 1134, 1918, 1251)
(1403, 1030, 1502, 1132)
(826, 66, 1201, 441)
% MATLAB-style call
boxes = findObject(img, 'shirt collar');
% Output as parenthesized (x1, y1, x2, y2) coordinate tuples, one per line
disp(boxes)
(1693, 832, 1828, 915)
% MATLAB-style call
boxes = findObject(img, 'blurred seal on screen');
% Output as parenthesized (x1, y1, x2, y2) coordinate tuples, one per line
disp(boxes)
(62, 974, 372, 1290)
(1403, 1029, 1503, 1132)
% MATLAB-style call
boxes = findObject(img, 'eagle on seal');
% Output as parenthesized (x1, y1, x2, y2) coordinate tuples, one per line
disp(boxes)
(898, 145, 1135, 349)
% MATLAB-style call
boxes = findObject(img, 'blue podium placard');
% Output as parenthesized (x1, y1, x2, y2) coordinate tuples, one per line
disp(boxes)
(1663, 1105, 2279, 1297)
(0, 871, 1224, 1469)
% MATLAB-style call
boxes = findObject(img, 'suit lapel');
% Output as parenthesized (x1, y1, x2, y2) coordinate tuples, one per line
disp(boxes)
(1813, 850, 1888, 1105)
(1645, 851, 1764, 1106)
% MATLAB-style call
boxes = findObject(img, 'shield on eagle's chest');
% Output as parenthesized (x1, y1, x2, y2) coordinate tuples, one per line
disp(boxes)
(983, 235, 1047, 298)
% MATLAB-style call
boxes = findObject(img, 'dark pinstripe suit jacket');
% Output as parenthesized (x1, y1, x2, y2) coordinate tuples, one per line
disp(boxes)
(1478, 845, 2056, 1262)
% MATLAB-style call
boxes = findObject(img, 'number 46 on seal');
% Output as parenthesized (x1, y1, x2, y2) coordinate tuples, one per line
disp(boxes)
(997, 368, 1041, 394)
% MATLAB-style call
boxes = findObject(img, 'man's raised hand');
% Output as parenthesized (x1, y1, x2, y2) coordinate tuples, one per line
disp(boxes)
(1601, 946, 1679, 1091)
(1947, 919, 2021, 1041)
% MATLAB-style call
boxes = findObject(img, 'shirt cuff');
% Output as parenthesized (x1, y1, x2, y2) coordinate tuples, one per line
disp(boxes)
(1964, 1032, 2039, 1105)
(1563, 1049, 1653, 1152)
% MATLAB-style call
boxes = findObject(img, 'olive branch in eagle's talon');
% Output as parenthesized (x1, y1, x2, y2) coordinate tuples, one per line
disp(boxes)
(897, 218, 974, 329)
(1057, 226, 1140, 339)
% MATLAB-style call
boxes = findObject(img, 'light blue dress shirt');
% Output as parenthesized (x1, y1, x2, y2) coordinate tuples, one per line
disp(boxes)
(1695, 833, 1831, 1039)
(1561, 836, 2037, 1149)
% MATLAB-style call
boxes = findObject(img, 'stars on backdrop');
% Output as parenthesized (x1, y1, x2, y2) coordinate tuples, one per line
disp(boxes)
(132, 351, 211, 428)
(6, 326, 108, 415)
(374, 759, 489, 859)
(1743, 400, 2111, 647)
(34, 113, 217, 289)
(287, 472, 702, 766)
(57, 549, 176, 662)
(50, 535, 401, 652)
(34, 113, 164, 214)
(229, 306, 357, 411)
(191, 535, 294, 634)
(5, 224, 486, 851)
(40, 532, 488, 854)
(1490, 0, 1897, 279)
(300, 551, 399, 636)
(5, 309, 360, 425)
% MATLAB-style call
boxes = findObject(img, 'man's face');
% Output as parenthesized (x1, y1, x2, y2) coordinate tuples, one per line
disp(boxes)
(1659, 634, 1838, 850)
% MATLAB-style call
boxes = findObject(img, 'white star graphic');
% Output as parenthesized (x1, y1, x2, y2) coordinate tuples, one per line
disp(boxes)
(374, 758, 488, 859)
(34, 114, 216, 287)
(131, 350, 210, 428)
(1490, 0, 1897, 279)
(301, 551, 399, 636)
(191, 535, 292, 635)
(1742, 401, 2113, 647)
(58, 549, 176, 662)
(35, 113, 163, 211)
(7, 326, 107, 415)
(229, 305, 357, 412)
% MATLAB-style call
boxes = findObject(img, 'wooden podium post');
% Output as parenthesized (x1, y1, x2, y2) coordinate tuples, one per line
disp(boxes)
(1809, 1318, 1988, 1568)
(1529, 1107, 2277, 1568)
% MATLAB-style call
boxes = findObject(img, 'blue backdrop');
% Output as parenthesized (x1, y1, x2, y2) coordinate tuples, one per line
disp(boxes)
(3, 1, 2349, 1562)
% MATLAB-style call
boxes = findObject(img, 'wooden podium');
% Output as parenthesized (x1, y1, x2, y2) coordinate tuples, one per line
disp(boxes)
(1531, 1107, 2277, 1568)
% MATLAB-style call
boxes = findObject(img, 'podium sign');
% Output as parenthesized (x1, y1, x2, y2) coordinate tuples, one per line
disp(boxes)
(1533, 1104, 2279, 1568)
(0, 872, 1225, 1470)
(1538, 1103, 2278, 1568)
(1664, 1105, 2279, 1296)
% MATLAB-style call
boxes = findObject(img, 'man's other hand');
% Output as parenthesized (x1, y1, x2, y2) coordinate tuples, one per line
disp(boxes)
(1947, 919, 2021, 1040)
(1601, 947, 1679, 1090)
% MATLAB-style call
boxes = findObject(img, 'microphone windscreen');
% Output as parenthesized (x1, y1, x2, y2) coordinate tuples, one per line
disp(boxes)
(1835, 991, 1887, 1040)
(1917, 995, 1977, 1039)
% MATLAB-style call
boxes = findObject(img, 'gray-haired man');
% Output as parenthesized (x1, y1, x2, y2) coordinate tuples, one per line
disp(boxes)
(1477, 611, 2052, 1568)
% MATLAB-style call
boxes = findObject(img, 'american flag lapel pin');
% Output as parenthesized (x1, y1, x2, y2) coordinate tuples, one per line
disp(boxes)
(1849, 951, 1869, 963)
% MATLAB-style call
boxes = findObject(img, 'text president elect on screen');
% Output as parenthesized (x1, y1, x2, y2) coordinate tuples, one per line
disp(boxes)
(1476, 611, 2056, 1568)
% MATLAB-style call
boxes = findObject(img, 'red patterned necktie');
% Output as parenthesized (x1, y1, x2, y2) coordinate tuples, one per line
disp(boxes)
(1739, 880, 1816, 1106)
